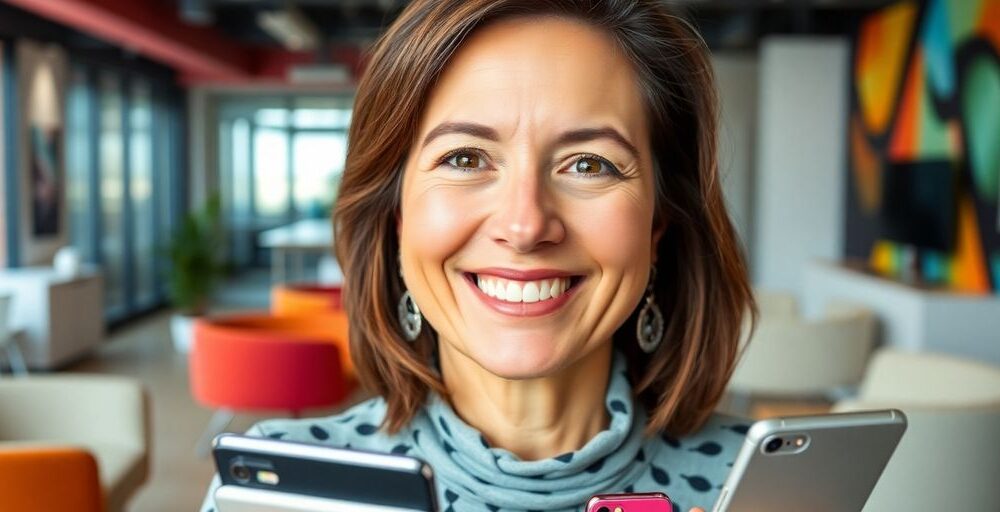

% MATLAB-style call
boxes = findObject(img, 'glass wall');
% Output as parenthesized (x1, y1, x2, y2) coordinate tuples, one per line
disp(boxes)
(98, 72, 126, 316)
(64, 64, 182, 322)
(66, 67, 95, 263)
(218, 95, 351, 268)
(129, 80, 155, 308)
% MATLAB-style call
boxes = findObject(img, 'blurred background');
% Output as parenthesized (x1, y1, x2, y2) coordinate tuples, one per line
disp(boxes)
(0, 0, 997, 511)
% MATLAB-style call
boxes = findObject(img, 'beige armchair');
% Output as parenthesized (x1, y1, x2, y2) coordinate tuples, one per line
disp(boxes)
(0, 374, 150, 512)
(834, 349, 1000, 511)
(730, 293, 878, 396)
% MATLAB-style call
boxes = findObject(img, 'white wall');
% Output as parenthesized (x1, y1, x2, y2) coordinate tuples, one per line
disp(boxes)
(752, 37, 850, 295)
(714, 53, 758, 254)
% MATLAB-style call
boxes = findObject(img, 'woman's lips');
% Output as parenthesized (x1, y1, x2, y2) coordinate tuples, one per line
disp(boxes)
(463, 271, 582, 317)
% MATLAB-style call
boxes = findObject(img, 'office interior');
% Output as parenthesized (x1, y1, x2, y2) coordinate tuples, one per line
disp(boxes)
(0, 0, 997, 510)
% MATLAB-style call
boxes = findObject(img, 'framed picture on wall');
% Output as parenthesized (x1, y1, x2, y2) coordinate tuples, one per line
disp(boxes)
(29, 112, 61, 236)
(27, 46, 62, 237)
(16, 40, 68, 265)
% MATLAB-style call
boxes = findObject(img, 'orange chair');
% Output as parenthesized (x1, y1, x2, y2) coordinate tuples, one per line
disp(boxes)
(0, 446, 104, 512)
(189, 313, 354, 455)
(0, 375, 150, 511)
(272, 284, 343, 313)
(271, 285, 354, 379)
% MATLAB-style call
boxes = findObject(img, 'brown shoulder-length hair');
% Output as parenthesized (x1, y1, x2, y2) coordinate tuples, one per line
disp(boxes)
(334, 0, 755, 437)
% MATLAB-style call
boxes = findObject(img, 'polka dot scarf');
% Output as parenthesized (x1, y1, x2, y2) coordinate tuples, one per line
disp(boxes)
(410, 354, 659, 511)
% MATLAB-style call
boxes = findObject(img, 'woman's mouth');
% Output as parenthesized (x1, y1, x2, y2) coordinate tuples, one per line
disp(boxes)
(462, 271, 584, 316)
(469, 274, 579, 303)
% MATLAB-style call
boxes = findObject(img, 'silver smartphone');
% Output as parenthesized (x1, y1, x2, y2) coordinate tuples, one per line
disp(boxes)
(712, 409, 906, 512)
(212, 434, 438, 512)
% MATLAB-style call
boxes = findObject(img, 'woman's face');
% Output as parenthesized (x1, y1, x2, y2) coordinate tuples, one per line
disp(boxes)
(399, 16, 660, 379)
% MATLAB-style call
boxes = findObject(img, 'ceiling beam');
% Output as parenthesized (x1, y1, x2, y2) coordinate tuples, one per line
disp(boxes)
(3, 0, 254, 80)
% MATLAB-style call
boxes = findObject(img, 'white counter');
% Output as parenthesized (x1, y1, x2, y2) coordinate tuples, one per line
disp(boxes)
(803, 261, 1000, 365)
(0, 266, 105, 369)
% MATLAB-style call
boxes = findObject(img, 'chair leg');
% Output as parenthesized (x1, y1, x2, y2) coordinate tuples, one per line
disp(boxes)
(195, 409, 235, 458)
(6, 342, 29, 376)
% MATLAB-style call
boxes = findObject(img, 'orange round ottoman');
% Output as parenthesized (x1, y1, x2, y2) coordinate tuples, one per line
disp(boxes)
(190, 313, 353, 415)
(270, 285, 354, 379)
(272, 285, 343, 314)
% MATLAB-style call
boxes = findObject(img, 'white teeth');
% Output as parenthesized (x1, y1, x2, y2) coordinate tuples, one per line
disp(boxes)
(522, 282, 540, 303)
(506, 282, 522, 302)
(474, 275, 573, 304)
(494, 281, 507, 300)
(551, 278, 563, 298)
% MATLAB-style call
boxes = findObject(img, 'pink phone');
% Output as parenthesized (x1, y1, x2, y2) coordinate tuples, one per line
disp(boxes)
(586, 492, 672, 512)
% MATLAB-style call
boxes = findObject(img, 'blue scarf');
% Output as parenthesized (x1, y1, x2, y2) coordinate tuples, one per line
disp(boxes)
(409, 353, 661, 510)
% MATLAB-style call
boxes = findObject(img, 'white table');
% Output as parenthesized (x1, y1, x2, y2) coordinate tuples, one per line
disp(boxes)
(258, 219, 334, 283)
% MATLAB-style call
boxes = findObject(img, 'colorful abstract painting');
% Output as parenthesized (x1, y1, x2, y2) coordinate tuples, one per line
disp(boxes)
(845, 0, 1000, 293)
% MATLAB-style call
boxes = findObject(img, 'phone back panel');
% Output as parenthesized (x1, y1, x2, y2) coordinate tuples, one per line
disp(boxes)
(215, 486, 428, 512)
(213, 434, 437, 512)
(714, 410, 906, 512)
(587, 493, 672, 512)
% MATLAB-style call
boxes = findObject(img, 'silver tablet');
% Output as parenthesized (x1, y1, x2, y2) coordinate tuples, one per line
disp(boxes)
(712, 409, 907, 512)
(212, 434, 437, 512)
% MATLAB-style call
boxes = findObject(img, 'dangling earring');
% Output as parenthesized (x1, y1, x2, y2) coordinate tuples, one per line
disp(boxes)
(636, 266, 664, 354)
(397, 254, 422, 342)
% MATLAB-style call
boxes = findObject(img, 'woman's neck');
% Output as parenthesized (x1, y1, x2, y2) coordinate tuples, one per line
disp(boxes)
(438, 343, 613, 461)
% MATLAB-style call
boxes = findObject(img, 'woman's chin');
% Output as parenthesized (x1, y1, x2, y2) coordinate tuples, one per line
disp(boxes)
(466, 339, 569, 380)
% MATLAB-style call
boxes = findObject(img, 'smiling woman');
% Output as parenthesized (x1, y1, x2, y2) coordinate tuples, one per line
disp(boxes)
(200, 1, 754, 512)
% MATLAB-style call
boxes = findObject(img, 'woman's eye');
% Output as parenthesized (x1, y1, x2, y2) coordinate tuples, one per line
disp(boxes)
(445, 150, 486, 170)
(569, 155, 618, 177)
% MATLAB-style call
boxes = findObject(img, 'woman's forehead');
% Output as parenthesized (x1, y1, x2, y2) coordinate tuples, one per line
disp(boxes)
(417, 16, 649, 144)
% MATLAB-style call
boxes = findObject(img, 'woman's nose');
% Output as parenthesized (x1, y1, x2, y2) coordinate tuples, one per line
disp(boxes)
(486, 173, 566, 254)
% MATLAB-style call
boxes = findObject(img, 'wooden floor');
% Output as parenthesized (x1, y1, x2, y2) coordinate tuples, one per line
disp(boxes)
(62, 270, 828, 511)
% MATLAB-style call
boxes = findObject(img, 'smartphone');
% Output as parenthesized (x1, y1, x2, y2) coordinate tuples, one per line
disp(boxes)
(711, 409, 907, 512)
(212, 433, 438, 512)
(587, 492, 672, 512)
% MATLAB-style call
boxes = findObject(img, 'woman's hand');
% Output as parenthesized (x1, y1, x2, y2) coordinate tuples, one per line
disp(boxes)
(689, 508, 705, 512)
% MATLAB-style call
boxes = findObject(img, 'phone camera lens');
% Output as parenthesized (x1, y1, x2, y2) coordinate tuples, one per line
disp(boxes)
(597, 507, 610, 512)
(231, 463, 251, 483)
(765, 437, 783, 453)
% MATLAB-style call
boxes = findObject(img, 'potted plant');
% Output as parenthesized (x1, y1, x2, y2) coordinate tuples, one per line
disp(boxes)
(165, 194, 224, 353)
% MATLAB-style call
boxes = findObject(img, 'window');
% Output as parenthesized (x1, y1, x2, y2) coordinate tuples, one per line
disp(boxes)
(218, 95, 352, 268)
(66, 67, 95, 263)
(98, 72, 126, 316)
(130, 80, 155, 307)
(63, 62, 183, 322)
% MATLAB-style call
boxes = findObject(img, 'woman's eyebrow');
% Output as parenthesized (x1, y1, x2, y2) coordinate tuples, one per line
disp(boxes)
(555, 127, 639, 159)
(421, 121, 500, 148)
(421, 122, 639, 159)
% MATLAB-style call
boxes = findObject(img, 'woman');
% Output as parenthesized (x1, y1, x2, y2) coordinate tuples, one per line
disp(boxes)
(201, 0, 753, 511)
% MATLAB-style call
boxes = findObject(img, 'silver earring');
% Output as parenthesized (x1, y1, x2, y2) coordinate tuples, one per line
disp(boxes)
(397, 255, 422, 341)
(636, 266, 664, 354)
(397, 290, 422, 341)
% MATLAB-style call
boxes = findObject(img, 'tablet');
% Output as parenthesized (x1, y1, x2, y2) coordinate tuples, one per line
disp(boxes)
(212, 433, 438, 512)
(712, 409, 906, 512)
